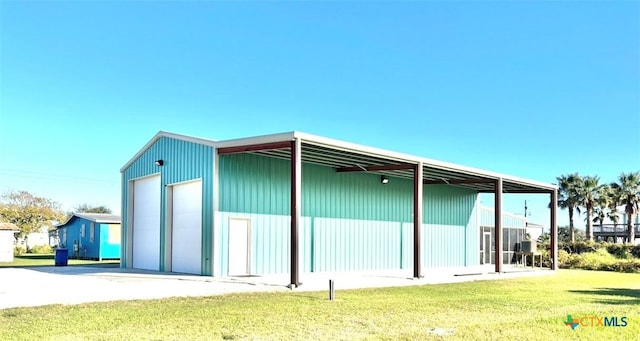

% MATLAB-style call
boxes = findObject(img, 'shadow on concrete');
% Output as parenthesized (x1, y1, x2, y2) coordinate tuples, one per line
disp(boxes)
(18, 266, 290, 289)
(568, 288, 640, 305)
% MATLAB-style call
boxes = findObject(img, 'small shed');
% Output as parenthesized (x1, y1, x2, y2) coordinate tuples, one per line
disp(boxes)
(0, 222, 19, 262)
(57, 213, 121, 260)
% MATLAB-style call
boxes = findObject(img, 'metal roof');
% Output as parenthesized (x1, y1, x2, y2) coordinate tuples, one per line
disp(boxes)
(122, 131, 556, 193)
(0, 222, 19, 231)
(57, 213, 121, 228)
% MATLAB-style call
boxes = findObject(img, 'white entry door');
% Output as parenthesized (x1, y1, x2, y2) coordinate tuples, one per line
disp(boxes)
(483, 232, 492, 265)
(228, 218, 250, 276)
(132, 175, 161, 271)
(171, 180, 202, 275)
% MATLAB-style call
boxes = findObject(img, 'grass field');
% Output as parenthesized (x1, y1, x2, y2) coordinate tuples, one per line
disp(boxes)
(0, 254, 119, 267)
(1, 270, 639, 340)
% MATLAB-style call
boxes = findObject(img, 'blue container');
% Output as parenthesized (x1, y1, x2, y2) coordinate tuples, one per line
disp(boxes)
(55, 249, 68, 266)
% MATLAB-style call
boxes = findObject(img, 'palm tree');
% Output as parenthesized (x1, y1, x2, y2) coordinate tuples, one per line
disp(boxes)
(607, 183, 622, 236)
(555, 173, 583, 242)
(594, 184, 613, 228)
(576, 175, 602, 242)
(614, 172, 640, 243)
(592, 207, 606, 226)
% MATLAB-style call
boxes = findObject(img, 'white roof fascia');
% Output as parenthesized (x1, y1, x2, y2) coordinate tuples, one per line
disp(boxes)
(479, 205, 528, 220)
(214, 132, 296, 149)
(73, 213, 121, 224)
(120, 131, 217, 172)
(294, 132, 556, 191)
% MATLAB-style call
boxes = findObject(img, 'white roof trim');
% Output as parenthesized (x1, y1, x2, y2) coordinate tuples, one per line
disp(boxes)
(479, 205, 528, 220)
(120, 131, 217, 172)
(214, 132, 296, 148)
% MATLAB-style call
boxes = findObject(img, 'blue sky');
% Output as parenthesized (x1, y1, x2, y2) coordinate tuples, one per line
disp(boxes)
(1, 1, 638, 229)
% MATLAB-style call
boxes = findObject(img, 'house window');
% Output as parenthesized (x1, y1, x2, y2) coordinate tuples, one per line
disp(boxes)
(81, 224, 85, 238)
(90, 223, 95, 243)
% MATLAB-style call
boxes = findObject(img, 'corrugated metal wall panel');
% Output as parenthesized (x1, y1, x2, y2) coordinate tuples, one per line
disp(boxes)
(218, 153, 481, 273)
(466, 203, 479, 266)
(314, 218, 401, 272)
(219, 153, 478, 224)
(121, 137, 214, 274)
(215, 212, 312, 276)
(422, 224, 466, 268)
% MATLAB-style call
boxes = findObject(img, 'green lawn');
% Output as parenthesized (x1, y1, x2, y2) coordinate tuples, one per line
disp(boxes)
(0, 254, 119, 267)
(1, 270, 639, 340)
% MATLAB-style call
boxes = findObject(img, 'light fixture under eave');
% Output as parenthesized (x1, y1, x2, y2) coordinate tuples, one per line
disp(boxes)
(380, 175, 389, 184)
(155, 159, 164, 166)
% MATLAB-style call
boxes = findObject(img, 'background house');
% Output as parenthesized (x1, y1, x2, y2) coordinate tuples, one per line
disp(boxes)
(593, 209, 640, 244)
(14, 225, 52, 251)
(0, 222, 19, 262)
(57, 213, 121, 260)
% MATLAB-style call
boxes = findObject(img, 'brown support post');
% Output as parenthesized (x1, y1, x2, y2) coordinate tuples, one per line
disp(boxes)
(550, 189, 558, 270)
(494, 178, 503, 273)
(289, 139, 301, 288)
(414, 162, 423, 278)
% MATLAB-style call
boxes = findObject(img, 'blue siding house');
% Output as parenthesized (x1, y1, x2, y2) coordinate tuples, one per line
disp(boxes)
(57, 213, 121, 260)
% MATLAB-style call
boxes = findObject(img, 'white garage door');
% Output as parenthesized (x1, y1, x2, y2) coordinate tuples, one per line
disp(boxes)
(171, 180, 202, 275)
(132, 175, 161, 271)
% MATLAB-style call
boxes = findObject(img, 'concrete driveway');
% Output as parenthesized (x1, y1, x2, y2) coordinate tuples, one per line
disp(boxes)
(0, 265, 553, 310)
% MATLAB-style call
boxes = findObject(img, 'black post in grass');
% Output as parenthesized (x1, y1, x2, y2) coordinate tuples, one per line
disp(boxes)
(329, 279, 335, 301)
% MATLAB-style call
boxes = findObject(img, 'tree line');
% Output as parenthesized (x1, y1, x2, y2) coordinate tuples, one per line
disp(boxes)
(0, 190, 112, 244)
(556, 171, 640, 243)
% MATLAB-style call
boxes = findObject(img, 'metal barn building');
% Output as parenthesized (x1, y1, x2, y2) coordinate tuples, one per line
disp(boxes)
(120, 131, 558, 286)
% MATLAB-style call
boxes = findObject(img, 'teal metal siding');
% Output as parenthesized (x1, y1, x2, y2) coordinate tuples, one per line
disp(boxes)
(218, 153, 479, 275)
(219, 153, 476, 224)
(313, 219, 402, 272)
(219, 153, 291, 215)
(121, 137, 214, 274)
(215, 212, 313, 275)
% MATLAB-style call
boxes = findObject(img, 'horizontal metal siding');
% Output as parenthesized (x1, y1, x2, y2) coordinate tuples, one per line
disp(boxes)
(121, 137, 214, 274)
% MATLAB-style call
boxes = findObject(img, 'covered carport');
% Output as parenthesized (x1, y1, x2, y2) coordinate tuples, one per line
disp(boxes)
(216, 132, 558, 288)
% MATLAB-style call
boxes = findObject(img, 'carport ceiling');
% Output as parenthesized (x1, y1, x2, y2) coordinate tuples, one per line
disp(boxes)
(218, 132, 555, 194)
